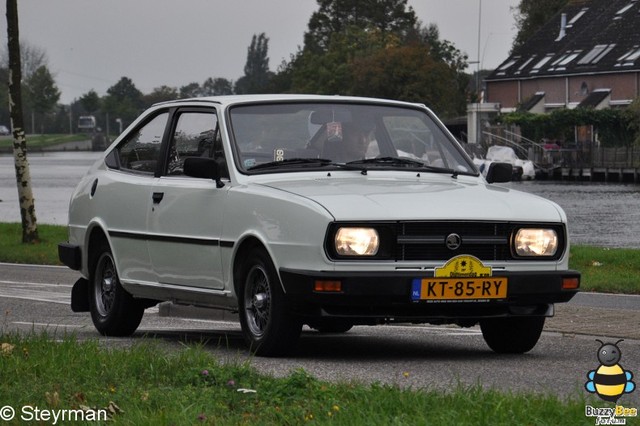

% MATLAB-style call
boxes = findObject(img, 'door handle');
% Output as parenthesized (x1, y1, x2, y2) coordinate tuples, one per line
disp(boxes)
(152, 192, 164, 204)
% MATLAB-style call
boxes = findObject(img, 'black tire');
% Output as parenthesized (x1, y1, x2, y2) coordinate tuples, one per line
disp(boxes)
(89, 240, 144, 336)
(308, 319, 353, 334)
(238, 248, 302, 356)
(480, 316, 545, 354)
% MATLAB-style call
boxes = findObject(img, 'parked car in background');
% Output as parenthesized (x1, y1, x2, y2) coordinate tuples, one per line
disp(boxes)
(58, 95, 580, 356)
(0, 125, 10, 136)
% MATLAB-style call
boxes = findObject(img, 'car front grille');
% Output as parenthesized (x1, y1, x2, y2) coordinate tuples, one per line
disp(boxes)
(395, 221, 561, 262)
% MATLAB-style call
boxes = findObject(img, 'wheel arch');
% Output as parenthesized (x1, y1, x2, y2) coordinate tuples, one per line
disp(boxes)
(85, 222, 111, 276)
(232, 235, 280, 297)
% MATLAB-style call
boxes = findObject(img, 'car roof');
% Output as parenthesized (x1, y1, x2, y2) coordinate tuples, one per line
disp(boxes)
(152, 94, 424, 109)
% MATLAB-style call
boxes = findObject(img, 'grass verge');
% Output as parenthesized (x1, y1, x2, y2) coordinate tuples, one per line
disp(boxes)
(0, 333, 594, 425)
(0, 223, 66, 265)
(1, 222, 638, 294)
(570, 245, 640, 294)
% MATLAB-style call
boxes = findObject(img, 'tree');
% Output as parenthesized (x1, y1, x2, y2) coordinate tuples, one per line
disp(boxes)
(102, 77, 144, 128)
(511, 0, 568, 53)
(6, 0, 39, 243)
(24, 65, 60, 133)
(0, 41, 49, 130)
(304, 0, 418, 52)
(143, 85, 178, 106)
(179, 82, 201, 99)
(79, 90, 101, 114)
(280, 1, 469, 117)
(350, 43, 465, 116)
(234, 33, 273, 94)
(201, 77, 234, 96)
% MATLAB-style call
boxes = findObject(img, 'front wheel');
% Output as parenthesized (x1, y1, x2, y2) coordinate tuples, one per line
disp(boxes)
(238, 248, 302, 356)
(480, 316, 545, 354)
(89, 241, 144, 336)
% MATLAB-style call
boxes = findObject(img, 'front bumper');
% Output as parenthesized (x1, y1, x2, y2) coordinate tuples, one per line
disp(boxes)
(279, 268, 580, 323)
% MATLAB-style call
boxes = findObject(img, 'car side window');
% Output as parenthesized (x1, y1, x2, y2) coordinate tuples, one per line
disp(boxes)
(167, 111, 227, 177)
(117, 112, 168, 174)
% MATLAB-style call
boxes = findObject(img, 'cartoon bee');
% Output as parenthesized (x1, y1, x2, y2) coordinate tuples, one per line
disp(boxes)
(585, 339, 636, 403)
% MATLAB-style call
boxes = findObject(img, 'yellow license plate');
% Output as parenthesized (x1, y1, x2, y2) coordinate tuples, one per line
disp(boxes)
(411, 277, 508, 302)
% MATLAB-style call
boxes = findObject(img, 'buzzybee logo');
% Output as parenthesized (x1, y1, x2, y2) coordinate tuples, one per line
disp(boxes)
(584, 339, 637, 425)
(585, 340, 635, 402)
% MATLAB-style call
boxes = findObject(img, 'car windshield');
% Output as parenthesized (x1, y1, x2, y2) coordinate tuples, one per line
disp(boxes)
(228, 102, 477, 175)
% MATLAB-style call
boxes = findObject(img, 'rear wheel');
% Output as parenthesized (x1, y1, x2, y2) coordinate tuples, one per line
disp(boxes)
(480, 316, 545, 354)
(89, 240, 144, 336)
(238, 248, 302, 356)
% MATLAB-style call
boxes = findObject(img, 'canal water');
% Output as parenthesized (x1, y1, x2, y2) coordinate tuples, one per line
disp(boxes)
(505, 180, 640, 249)
(1, 152, 639, 249)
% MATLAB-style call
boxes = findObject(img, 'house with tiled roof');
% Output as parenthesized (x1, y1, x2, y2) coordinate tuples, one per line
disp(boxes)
(485, 0, 640, 112)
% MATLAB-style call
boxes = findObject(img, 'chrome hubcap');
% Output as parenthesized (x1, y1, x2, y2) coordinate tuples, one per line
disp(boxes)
(95, 253, 117, 317)
(244, 265, 271, 337)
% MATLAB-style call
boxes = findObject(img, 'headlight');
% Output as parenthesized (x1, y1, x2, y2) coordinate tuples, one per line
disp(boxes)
(335, 227, 379, 256)
(514, 228, 558, 256)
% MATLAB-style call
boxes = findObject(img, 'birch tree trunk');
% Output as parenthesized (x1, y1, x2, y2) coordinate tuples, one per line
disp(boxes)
(6, 0, 39, 243)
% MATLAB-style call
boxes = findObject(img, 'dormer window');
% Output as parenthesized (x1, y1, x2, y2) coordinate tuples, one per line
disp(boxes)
(495, 59, 518, 76)
(567, 8, 589, 28)
(515, 56, 536, 75)
(614, 1, 636, 19)
(615, 46, 640, 66)
(577, 44, 616, 65)
(530, 55, 554, 74)
(549, 51, 582, 71)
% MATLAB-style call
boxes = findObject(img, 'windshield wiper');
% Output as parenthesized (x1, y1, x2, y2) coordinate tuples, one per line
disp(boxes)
(248, 157, 370, 174)
(247, 158, 333, 171)
(346, 156, 426, 168)
(346, 157, 460, 176)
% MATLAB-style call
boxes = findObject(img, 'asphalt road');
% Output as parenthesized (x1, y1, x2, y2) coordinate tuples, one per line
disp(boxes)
(0, 262, 638, 406)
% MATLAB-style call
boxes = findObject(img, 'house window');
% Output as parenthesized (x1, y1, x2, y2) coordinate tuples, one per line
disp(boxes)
(577, 44, 616, 65)
(495, 58, 518, 76)
(580, 82, 589, 96)
(530, 55, 553, 73)
(549, 51, 582, 71)
(566, 8, 589, 28)
(615, 1, 636, 19)
(515, 56, 535, 75)
(616, 46, 640, 66)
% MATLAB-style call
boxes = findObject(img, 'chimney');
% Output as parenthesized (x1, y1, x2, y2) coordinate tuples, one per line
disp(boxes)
(556, 13, 567, 41)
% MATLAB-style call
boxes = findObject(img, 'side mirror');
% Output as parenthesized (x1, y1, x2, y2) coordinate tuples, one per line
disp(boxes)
(486, 162, 512, 184)
(184, 157, 225, 188)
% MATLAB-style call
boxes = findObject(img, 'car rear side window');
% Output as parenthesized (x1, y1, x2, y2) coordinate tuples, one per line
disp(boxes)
(117, 112, 168, 174)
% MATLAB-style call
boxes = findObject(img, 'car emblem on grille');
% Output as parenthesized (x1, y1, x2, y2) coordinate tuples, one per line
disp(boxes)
(445, 233, 462, 250)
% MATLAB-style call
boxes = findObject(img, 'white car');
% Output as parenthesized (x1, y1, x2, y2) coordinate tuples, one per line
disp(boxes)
(58, 95, 580, 356)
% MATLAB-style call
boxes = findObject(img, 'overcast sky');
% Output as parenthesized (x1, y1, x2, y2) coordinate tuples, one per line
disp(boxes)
(1, 0, 519, 104)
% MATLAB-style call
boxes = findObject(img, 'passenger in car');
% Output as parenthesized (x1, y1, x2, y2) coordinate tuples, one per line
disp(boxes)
(322, 122, 371, 162)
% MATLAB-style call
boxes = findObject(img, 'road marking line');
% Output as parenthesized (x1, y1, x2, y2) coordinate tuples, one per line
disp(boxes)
(0, 294, 69, 305)
(0, 280, 73, 287)
(12, 321, 86, 328)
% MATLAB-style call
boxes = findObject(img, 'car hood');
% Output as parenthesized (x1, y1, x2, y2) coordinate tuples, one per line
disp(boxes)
(258, 175, 565, 222)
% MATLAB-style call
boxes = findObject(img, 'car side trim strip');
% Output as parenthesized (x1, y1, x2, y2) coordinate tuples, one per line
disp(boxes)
(109, 230, 220, 246)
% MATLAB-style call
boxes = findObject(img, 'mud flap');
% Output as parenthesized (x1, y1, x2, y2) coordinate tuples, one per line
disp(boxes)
(71, 278, 90, 312)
